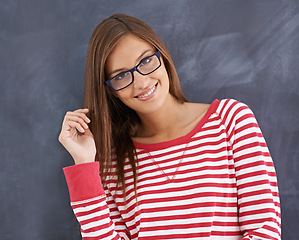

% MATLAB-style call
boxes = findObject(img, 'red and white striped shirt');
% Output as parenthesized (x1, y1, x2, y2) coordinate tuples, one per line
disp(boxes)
(63, 99, 281, 240)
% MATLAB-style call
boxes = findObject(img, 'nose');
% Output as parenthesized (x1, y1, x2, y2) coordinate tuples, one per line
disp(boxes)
(132, 71, 149, 90)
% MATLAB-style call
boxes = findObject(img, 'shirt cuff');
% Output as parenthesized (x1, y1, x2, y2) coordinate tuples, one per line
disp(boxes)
(63, 162, 105, 202)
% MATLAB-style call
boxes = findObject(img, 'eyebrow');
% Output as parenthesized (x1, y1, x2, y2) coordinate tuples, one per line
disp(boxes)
(108, 49, 154, 77)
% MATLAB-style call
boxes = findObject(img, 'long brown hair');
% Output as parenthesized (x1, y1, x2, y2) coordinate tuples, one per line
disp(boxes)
(84, 13, 188, 197)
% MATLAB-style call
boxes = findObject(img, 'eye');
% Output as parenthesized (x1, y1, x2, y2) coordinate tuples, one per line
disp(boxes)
(114, 71, 130, 81)
(139, 56, 152, 66)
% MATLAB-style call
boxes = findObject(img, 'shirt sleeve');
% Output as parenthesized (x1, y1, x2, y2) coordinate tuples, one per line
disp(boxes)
(222, 99, 281, 239)
(63, 162, 130, 240)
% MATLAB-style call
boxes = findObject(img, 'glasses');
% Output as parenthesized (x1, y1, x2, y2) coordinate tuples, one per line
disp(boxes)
(105, 51, 161, 91)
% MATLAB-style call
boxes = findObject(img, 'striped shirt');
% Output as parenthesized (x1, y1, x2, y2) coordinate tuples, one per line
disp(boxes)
(63, 99, 281, 240)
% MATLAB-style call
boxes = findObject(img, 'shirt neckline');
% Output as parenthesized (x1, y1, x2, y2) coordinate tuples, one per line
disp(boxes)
(133, 99, 220, 151)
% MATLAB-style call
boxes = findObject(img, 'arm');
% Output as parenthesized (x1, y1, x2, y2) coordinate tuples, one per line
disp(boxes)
(222, 100, 281, 239)
(63, 162, 130, 240)
(59, 109, 130, 239)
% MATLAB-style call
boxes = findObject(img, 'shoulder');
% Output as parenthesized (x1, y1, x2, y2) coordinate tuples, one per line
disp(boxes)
(216, 98, 254, 119)
(214, 99, 259, 132)
(185, 99, 253, 123)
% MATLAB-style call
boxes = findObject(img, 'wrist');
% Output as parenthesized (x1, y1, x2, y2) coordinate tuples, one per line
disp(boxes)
(73, 155, 95, 165)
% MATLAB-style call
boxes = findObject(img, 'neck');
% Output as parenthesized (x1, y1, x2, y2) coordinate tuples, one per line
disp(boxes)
(136, 95, 185, 140)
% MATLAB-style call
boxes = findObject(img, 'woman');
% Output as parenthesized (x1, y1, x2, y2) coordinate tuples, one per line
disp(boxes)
(59, 14, 281, 239)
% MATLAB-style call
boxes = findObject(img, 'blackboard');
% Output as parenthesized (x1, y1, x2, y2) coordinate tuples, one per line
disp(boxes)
(1, 0, 298, 239)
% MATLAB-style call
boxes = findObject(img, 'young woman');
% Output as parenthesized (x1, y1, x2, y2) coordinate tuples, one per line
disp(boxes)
(59, 14, 281, 240)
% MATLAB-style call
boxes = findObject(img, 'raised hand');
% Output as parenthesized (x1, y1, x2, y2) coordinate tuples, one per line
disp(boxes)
(58, 109, 96, 165)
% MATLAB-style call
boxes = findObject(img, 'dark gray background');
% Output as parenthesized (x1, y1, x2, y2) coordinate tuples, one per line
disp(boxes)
(1, 0, 298, 239)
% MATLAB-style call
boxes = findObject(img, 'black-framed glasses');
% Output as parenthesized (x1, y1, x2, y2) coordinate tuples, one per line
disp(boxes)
(105, 51, 161, 91)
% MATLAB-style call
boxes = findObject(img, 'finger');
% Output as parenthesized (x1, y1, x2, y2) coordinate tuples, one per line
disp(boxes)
(74, 108, 89, 113)
(65, 114, 90, 127)
(68, 121, 86, 133)
(62, 114, 88, 130)
(65, 115, 89, 129)
(66, 111, 91, 123)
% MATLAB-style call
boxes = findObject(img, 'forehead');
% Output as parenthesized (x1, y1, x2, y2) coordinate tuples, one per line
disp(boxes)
(105, 34, 155, 72)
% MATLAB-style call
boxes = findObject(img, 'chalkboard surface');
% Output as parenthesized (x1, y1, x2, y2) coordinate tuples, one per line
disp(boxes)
(1, 1, 298, 239)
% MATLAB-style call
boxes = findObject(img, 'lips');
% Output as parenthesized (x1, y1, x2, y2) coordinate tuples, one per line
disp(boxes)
(134, 83, 158, 101)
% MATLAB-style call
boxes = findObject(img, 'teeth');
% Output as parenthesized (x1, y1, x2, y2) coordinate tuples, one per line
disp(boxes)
(139, 85, 156, 98)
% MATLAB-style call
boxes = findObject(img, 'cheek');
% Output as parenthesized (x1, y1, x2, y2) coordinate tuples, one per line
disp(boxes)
(158, 61, 169, 82)
(115, 88, 134, 104)
(157, 67, 170, 88)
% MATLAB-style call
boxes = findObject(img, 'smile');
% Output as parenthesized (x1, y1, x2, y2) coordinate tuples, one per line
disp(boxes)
(135, 83, 158, 101)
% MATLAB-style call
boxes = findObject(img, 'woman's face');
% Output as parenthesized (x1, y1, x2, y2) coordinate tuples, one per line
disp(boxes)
(105, 34, 171, 115)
